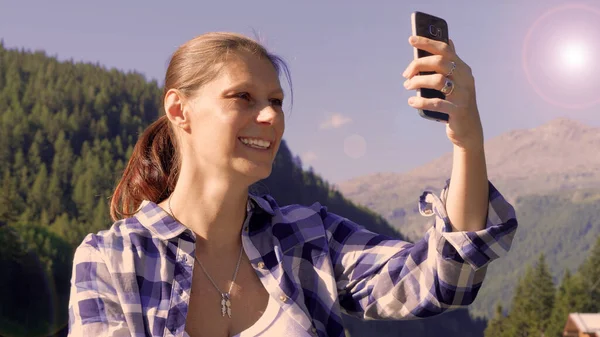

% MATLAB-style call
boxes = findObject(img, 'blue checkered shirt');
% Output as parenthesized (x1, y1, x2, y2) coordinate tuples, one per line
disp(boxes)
(68, 180, 518, 337)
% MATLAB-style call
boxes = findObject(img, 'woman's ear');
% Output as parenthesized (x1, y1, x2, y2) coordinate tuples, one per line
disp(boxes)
(164, 89, 190, 131)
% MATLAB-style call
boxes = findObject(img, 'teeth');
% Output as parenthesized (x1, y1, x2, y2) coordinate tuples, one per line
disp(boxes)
(240, 137, 271, 149)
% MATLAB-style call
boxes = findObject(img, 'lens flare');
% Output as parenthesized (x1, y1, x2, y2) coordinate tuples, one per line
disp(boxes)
(560, 41, 588, 70)
(344, 134, 367, 159)
(522, 3, 600, 109)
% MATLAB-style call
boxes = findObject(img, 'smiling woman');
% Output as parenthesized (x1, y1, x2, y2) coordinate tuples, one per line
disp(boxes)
(66, 31, 518, 337)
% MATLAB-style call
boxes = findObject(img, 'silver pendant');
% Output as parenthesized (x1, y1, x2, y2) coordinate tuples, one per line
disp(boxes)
(221, 293, 232, 318)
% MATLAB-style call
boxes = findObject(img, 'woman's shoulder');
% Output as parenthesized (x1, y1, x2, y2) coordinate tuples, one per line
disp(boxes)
(74, 215, 153, 260)
(250, 194, 349, 233)
(250, 193, 330, 219)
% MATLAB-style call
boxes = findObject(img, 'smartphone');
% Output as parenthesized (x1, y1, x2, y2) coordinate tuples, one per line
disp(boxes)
(410, 11, 450, 123)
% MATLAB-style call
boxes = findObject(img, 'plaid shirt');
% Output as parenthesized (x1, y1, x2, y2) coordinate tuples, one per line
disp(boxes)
(68, 180, 518, 337)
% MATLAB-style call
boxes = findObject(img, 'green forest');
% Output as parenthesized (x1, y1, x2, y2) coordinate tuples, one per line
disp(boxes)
(0, 42, 598, 337)
(484, 240, 600, 337)
(470, 188, 600, 319)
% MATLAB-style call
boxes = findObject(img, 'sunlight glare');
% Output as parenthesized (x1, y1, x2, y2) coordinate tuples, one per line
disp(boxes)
(522, 3, 600, 109)
(560, 41, 588, 70)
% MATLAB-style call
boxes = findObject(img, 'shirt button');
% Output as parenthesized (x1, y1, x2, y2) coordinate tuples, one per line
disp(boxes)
(257, 262, 265, 269)
(279, 294, 288, 303)
(311, 327, 317, 334)
(244, 226, 249, 232)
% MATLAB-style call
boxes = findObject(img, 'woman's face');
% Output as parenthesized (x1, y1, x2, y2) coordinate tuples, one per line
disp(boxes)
(180, 51, 286, 184)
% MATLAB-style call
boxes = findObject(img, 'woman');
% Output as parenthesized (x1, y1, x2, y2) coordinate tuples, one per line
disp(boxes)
(67, 32, 517, 337)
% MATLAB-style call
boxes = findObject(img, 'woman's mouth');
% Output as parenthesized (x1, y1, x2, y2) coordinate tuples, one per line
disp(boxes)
(238, 137, 272, 150)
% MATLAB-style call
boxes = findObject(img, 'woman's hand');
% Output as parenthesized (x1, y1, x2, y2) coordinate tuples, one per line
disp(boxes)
(402, 36, 484, 151)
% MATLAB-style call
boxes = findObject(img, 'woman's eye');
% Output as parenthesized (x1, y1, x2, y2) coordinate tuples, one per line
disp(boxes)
(236, 92, 251, 101)
(270, 98, 283, 107)
(233, 92, 282, 108)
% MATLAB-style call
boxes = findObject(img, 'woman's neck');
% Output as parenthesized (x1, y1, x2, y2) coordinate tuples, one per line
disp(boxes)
(164, 168, 250, 255)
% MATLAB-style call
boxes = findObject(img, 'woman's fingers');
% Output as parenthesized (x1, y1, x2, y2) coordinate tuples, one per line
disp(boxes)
(408, 96, 457, 116)
(403, 73, 449, 92)
(408, 35, 455, 58)
(448, 38, 456, 52)
(402, 54, 456, 79)
(404, 36, 484, 148)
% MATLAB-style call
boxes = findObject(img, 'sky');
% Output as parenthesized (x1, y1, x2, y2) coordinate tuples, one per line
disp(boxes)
(1, 0, 600, 183)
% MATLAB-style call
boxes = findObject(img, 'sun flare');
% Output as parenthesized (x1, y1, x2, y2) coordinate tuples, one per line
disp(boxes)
(522, 3, 600, 109)
(559, 41, 588, 70)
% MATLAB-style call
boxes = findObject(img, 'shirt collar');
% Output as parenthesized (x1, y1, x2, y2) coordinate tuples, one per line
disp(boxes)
(248, 193, 275, 216)
(134, 193, 275, 241)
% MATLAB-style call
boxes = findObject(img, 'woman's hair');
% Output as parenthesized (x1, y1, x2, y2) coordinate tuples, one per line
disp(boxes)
(109, 32, 292, 221)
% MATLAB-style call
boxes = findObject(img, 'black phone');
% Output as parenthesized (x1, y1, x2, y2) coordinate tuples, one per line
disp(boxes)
(410, 11, 450, 123)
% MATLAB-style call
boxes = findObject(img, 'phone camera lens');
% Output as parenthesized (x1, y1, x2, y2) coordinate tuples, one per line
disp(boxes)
(428, 25, 442, 37)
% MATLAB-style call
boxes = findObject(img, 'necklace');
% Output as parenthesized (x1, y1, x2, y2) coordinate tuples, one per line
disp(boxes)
(168, 196, 244, 319)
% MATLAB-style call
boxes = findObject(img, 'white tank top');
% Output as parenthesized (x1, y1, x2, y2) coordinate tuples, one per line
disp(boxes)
(183, 295, 312, 337)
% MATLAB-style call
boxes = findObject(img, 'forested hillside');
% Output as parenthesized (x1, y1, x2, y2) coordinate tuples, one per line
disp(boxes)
(0, 42, 488, 337)
(471, 188, 600, 318)
(484, 237, 600, 337)
(337, 117, 600, 321)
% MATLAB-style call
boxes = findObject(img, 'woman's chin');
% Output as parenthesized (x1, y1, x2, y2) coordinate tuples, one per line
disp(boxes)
(233, 161, 273, 182)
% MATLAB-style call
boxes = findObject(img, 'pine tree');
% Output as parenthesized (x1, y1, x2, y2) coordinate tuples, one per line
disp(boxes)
(484, 303, 508, 337)
(49, 212, 79, 248)
(504, 266, 534, 337)
(52, 131, 74, 186)
(546, 269, 590, 337)
(91, 198, 109, 234)
(0, 169, 25, 225)
(527, 254, 556, 336)
(27, 130, 46, 170)
(47, 172, 62, 220)
(27, 163, 49, 219)
(578, 235, 600, 312)
(503, 255, 556, 337)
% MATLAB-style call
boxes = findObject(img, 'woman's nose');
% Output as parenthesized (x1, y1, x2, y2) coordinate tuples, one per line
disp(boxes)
(256, 105, 279, 125)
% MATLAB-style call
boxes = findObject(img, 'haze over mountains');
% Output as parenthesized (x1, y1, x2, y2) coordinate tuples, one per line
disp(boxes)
(338, 117, 600, 240)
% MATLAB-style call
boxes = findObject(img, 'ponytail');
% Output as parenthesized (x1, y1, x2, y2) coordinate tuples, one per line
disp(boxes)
(110, 115, 180, 221)
(109, 32, 291, 221)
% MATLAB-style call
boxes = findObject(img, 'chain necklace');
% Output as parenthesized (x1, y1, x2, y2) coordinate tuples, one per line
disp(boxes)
(168, 196, 244, 319)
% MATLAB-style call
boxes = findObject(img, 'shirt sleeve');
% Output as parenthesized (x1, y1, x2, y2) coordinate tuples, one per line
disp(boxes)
(67, 234, 131, 336)
(322, 180, 518, 320)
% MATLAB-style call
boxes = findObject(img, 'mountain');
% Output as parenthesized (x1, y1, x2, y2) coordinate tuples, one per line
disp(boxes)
(338, 118, 600, 240)
(337, 117, 600, 317)
(0, 43, 488, 336)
